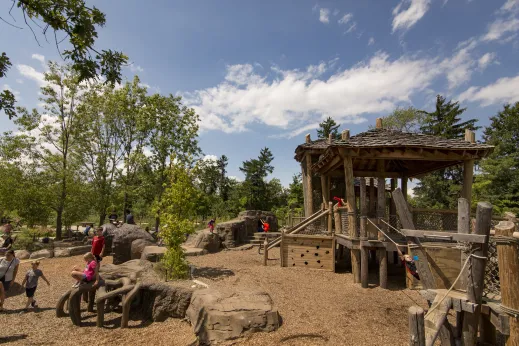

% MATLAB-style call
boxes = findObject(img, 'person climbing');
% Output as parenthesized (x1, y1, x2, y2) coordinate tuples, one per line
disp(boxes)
(0, 249, 19, 311)
(70, 252, 98, 288)
(395, 245, 420, 280)
(20, 260, 50, 313)
(208, 218, 216, 234)
(333, 196, 346, 207)
(91, 227, 105, 262)
(83, 224, 92, 237)
(125, 209, 135, 225)
(257, 219, 264, 232)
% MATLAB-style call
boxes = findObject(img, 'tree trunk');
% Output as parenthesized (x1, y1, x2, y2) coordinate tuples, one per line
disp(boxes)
(98, 213, 106, 226)
(56, 208, 63, 240)
(123, 191, 128, 222)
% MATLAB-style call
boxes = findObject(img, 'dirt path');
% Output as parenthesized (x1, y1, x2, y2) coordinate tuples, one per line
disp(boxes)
(0, 249, 427, 345)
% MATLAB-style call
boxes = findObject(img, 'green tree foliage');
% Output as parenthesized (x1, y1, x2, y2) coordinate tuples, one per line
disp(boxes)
(413, 95, 480, 209)
(369, 106, 424, 132)
(287, 174, 304, 209)
(1, 0, 128, 118)
(317, 116, 340, 139)
(159, 159, 198, 279)
(474, 103, 519, 214)
(239, 148, 274, 210)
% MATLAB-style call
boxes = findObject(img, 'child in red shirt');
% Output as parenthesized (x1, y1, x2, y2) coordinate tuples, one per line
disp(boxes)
(91, 227, 105, 262)
(260, 219, 270, 232)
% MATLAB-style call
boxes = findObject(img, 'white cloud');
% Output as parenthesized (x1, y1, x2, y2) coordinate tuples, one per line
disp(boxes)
(129, 64, 144, 73)
(346, 22, 357, 33)
(482, 17, 519, 41)
(478, 52, 497, 70)
(458, 74, 519, 106)
(392, 0, 431, 32)
(228, 176, 242, 182)
(16, 64, 46, 86)
(333, 9, 340, 16)
(338, 13, 353, 25)
(203, 154, 218, 163)
(319, 8, 330, 23)
(499, 0, 519, 13)
(16, 79, 23, 84)
(2, 84, 21, 98)
(440, 38, 478, 89)
(31, 54, 45, 64)
(183, 52, 443, 136)
(368, 37, 375, 46)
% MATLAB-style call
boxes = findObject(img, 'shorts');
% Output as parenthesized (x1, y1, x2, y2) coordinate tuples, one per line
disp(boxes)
(94, 254, 102, 262)
(1, 279, 11, 291)
(26, 286, 37, 298)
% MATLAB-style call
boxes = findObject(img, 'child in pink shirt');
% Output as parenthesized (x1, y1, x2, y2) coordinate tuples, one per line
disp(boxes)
(70, 252, 98, 288)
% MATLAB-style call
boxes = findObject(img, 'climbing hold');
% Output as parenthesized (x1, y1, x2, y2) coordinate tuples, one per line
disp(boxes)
(304, 261, 308, 265)
(314, 253, 319, 256)
(316, 245, 320, 249)
(300, 254, 304, 257)
(317, 260, 321, 263)
(325, 250, 330, 254)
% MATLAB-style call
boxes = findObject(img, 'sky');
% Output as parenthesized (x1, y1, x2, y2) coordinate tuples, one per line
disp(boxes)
(2, 0, 519, 187)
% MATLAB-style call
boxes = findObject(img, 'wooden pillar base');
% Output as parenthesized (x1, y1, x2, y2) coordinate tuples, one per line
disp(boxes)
(361, 246, 369, 288)
(351, 249, 361, 284)
(379, 248, 388, 289)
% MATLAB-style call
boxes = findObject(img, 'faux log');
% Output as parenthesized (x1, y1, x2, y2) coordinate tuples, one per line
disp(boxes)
(121, 283, 142, 328)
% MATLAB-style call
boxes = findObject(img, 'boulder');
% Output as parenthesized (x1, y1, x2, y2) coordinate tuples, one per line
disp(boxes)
(193, 231, 221, 253)
(186, 289, 280, 344)
(54, 248, 71, 257)
(54, 240, 84, 248)
(69, 245, 92, 256)
(131, 239, 155, 260)
(111, 224, 155, 264)
(141, 246, 167, 262)
(100, 259, 157, 282)
(214, 220, 244, 248)
(182, 246, 208, 257)
(30, 249, 54, 259)
(15, 250, 31, 260)
(140, 282, 194, 322)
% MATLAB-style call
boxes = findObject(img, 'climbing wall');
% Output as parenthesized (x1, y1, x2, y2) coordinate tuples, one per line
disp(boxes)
(281, 234, 335, 271)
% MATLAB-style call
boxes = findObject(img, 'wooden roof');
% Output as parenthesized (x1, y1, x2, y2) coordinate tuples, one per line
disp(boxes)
(295, 129, 494, 178)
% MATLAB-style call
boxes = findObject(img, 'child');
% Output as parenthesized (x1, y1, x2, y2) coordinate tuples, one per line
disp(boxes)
(91, 227, 105, 262)
(260, 219, 270, 233)
(208, 218, 216, 234)
(71, 252, 98, 288)
(21, 260, 50, 312)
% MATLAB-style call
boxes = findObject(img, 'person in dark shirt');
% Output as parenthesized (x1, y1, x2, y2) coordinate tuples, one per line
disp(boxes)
(108, 210, 118, 223)
(125, 209, 135, 225)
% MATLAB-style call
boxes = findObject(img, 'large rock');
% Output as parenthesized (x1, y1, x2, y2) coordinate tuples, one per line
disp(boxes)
(131, 239, 155, 260)
(140, 282, 194, 322)
(141, 246, 167, 262)
(30, 249, 54, 259)
(111, 224, 155, 264)
(193, 231, 221, 253)
(55, 245, 92, 258)
(54, 240, 84, 248)
(54, 248, 71, 257)
(186, 289, 280, 344)
(15, 250, 30, 259)
(100, 259, 157, 282)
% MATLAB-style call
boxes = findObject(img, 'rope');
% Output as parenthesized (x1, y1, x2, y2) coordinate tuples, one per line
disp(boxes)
(425, 252, 487, 318)
(367, 219, 407, 248)
(492, 235, 519, 246)
(379, 219, 407, 237)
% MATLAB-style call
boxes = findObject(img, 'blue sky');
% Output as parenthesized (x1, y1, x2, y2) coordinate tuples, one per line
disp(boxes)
(2, 0, 519, 187)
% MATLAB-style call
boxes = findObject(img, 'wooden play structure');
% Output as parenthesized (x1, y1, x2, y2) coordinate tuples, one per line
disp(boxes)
(56, 277, 141, 328)
(261, 118, 519, 344)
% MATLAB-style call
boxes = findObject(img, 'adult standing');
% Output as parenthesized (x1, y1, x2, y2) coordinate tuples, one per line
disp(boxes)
(108, 210, 118, 223)
(0, 249, 20, 310)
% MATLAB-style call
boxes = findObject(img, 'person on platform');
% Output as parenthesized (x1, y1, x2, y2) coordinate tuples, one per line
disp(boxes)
(125, 209, 135, 225)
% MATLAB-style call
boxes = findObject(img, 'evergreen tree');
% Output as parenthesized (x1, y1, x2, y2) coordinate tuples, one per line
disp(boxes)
(239, 148, 274, 210)
(474, 103, 519, 214)
(287, 174, 304, 209)
(317, 117, 341, 139)
(413, 95, 480, 209)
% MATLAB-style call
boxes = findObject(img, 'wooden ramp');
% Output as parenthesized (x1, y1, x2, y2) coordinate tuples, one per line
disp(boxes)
(425, 295, 453, 346)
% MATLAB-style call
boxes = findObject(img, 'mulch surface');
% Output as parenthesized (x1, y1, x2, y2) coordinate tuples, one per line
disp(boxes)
(1, 249, 428, 345)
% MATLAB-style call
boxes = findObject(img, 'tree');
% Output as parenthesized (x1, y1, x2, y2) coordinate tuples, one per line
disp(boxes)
(369, 106, 424, 132)
(474, 103, 519, 214)
(147, 94, 200, 230)
(317, 117, 340, 139)
(287, 174, 304, 209)
(413, 95, 480, 209)
(1, 0, 128, 118)
(239, 148, 274, 210)
(159, 159, 198, 279)
(15, 62, 86, 239)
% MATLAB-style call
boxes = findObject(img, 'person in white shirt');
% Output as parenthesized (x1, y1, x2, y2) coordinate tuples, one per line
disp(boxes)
(0, 249, 20, 310)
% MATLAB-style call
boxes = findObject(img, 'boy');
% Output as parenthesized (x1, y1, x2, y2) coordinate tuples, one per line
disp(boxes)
(21, 260, 50, 312)
(208, 218, 216, 234)
(260, 219, 270, 233)
(91, 227, 105, 262)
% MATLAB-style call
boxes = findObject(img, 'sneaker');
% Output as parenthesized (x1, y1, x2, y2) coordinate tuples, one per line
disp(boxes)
(31, 300, 38, 308)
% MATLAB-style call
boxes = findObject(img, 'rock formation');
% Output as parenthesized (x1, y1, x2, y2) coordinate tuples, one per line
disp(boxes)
(111, 224, 155, 264)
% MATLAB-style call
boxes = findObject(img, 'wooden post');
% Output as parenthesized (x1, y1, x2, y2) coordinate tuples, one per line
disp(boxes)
(401, 176, 408, 202)
(280, 232, 284, 267)
(360, 177, 368, 288)
(341, 129, 350, 140)
(303, 152, 314, 217)
(328, 201, 333, 235)
(369, 178, 376, 218)
(263, 238, 269, 266)
(321, 175, 329, 206)
(376, 117, 383, 129)
(344, 156, 360, 283)
(390, 178, 397, 219)
(377, 161, 386, 242)
(458, 198, 470, 289)
(409, 306, 426, 346)
(462, 202, 492, 346)
(334, 205, 343, 235)
(495, 220, 519, 346)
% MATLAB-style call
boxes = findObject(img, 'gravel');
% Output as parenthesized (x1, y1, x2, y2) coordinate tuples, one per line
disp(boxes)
(0, 249, 428, 345)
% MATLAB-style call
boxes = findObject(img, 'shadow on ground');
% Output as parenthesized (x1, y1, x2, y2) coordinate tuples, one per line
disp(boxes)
(190, 266, 235, 280)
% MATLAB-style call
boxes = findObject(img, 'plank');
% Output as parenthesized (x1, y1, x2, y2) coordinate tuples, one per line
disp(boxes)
(425, 295, 453, 346)
(400, 229, 487, 244)
(409, 306, 426, 346)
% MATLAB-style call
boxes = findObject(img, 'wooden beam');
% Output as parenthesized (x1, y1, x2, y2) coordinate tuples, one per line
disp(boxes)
(462, 159, 474, 203)
(320, 175, 329, 206)
(376, 161, 386, 241)
(341, 129, 350, 140)
(401, 176, 408, 202)
(369, 178, 376, 217)
(344, 156, 360, 284)
(353, 170, 402, 178)
(409, 306, 426, 346)
(462, 202, 492, 345)
(305, 133, 311, 143)
(458, 198, 470, 289)
(304, 153, 314, 217)
(360, 177, 368, 289)
(338, 147, 484, 161)
(376, 118, 383, 129)
(399, 229, 488, 243)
